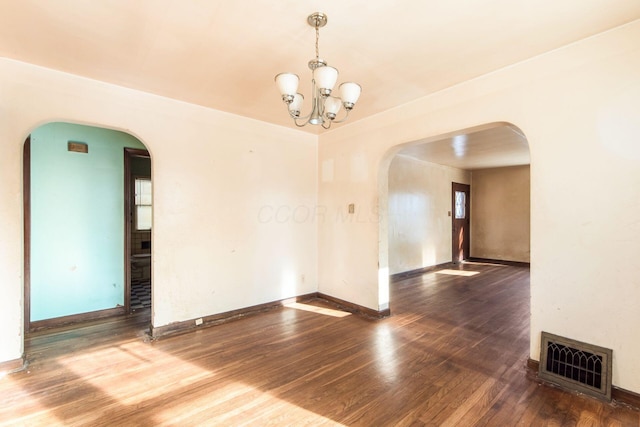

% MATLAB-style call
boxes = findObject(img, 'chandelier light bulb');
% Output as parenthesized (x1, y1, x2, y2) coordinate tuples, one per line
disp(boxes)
(313, 66, 339, 96)
(324, 96, 342, 120)
(275, 73, 299, 102)
(339, 82, 362, 109)
(288, 93, 304, 117)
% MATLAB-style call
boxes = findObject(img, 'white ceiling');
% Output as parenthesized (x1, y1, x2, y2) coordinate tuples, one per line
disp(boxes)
(0, 0, 640, 132)
(0, 0, 638, 135)
(397, 124, 530, 170)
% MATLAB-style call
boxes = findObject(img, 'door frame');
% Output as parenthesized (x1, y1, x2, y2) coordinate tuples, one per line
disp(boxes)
(23, 137, 31, 333)
(124, 148, 151, 314)
(452, 182, 471, 263)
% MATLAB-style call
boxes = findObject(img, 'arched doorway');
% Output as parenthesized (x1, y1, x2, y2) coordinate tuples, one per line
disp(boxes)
(378, 122, 530, 308)
(24, 122, 152, 332)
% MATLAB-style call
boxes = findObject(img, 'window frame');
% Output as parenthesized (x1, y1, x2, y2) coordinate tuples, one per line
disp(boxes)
(134, 176, 152, 231)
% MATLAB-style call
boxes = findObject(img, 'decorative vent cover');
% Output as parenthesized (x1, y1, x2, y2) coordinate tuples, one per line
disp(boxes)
(539, 332, 612, 401)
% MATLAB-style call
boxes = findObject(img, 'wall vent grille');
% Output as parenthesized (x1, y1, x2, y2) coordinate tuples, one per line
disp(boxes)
(539, 332, 612, 401)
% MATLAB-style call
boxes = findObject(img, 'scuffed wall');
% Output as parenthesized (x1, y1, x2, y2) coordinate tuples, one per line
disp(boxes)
(0, 58, 318, 363)
(388, 155, 470, 274)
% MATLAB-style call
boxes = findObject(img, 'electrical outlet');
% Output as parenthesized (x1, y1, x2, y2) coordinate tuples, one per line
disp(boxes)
(195, 318, 203, 326)
(348, 203, 355, 214)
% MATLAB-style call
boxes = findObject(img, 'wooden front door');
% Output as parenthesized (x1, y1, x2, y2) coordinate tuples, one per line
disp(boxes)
(452, 182, 470, 263)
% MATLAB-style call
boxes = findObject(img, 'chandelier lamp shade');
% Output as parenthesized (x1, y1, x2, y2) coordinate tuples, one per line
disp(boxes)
(275, 12, 362, 129)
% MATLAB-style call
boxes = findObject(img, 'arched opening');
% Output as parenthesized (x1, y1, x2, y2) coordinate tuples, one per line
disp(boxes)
(23, 122, 152, 332)
(378, 122, 530, 311)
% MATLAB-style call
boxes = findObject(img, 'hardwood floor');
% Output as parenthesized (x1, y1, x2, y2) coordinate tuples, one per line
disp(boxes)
(1, 263, 638, 426)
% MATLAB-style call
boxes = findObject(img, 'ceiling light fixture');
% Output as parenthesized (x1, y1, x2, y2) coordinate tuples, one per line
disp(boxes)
(275, 12, 362, 129)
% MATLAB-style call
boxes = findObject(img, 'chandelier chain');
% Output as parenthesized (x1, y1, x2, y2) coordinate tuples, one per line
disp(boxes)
(315, 25, 320, 60)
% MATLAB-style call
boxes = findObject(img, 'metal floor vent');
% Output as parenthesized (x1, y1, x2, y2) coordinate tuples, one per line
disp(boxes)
(539, 332, 612, 401)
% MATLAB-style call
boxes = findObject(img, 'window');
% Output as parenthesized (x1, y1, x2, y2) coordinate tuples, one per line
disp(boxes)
(135, 178, 152, 230)
(455, 191, 466, 219)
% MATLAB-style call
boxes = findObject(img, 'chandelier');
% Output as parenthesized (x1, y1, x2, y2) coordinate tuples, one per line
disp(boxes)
(275, 12, 362, 129)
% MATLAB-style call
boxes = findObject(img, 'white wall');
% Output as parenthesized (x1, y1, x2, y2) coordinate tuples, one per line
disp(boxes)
(388, 155, 470, 274)
(318, 20, 640, 392)
(471, 165, 530, 263)
(0, 58, 317, 363)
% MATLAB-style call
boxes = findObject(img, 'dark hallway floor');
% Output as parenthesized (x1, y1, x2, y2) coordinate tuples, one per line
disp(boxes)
(130, 279, 151, 311)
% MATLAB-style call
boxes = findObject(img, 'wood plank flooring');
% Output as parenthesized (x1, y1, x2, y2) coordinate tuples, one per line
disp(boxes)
(1, 262, 638, 426)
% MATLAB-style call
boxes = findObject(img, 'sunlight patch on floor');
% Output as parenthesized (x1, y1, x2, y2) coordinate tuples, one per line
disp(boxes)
(155, 382, 347, 425)
(154, 381, 258, 424)
(284, 302, 351, 318)
(373, 324, 398, 382)
(436, 269, 480, 277)
(58, 342, 213, 406)
(0, 378, 61, 426)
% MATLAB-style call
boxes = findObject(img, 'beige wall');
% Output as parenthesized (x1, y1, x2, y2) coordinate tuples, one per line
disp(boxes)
(319, 21, 640, 392)
(471, 165, 530, 262)
(388, 160, 529, 273)
(0, 58, 317, 363)
(388, 155, 470, 274)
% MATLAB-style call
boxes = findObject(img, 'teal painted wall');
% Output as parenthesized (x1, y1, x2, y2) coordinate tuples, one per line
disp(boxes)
(30, 122, 146, 321)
